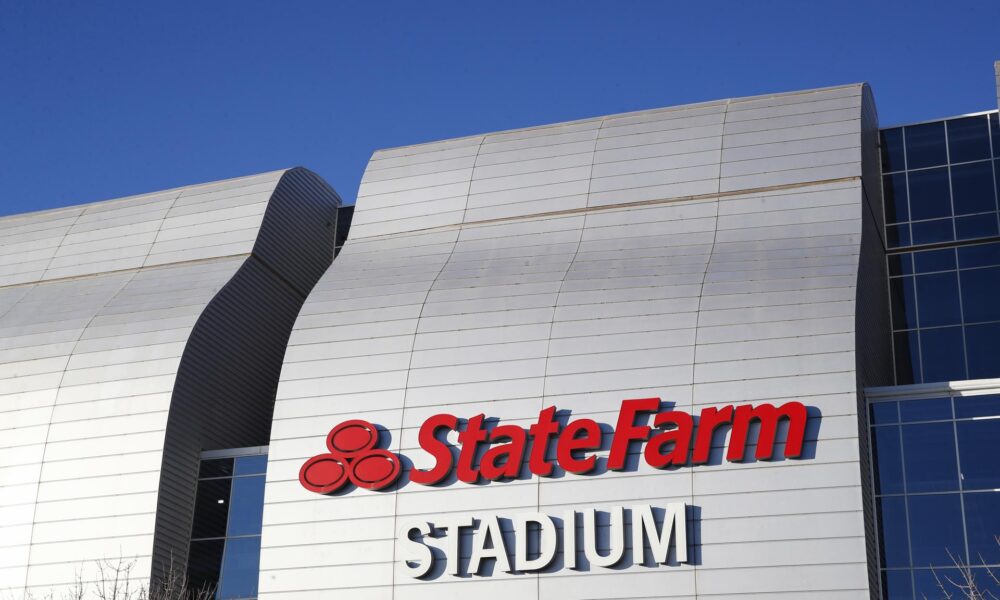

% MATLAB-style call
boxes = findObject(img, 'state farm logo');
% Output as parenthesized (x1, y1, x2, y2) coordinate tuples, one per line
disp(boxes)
(299, 399, 812, 495)
(299, 419, 401, 492)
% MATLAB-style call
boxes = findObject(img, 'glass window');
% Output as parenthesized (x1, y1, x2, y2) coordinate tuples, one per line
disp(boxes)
(908, 494, 966, 567)
(879, 495, 910, 568)
(954, 394, 1000, 418)
(200, 458, 234, 479)
(908, 167, 952, 220)
(905, 122, 948, 169)
(871, 401, 899, 425)
(227, 476, 266, 537)
(873, 425, 905, 495)
(955, 213, 999, 239)
(886, 224, 912, 248)
(890, 276, 918, 330)
(192, 478, 231, 539)
(888, 254, 914, 276)
(911, 218, 954, 245)
(218, 537, 262, 600)
(881, 127, 906, 172)
(970, 567, 1000, 598)
(960, 266, 1000, 323)
(915, 272, 961, 327)
(881, 570, 913, 600)
(958, 241, 1000, 268)
(965, 322, 1000, 380)
(919, 327, 966, 383)
(964, 491, 1000, 565)
(894, 331, 920, 384)
(991, 113, 1000, 156)
(234, 455, 268, 476)
(957, 419, 1000, 489)
(951, 161, 997, 215)
(902, 422, 959, 493)
(883, 173, 909, 223)
(187, 540, 225, 595)
(947, 116, 992, 163)
(899, 397, 951, 422)
(913, 248, 956, 273)
(912, 568, 961, 598)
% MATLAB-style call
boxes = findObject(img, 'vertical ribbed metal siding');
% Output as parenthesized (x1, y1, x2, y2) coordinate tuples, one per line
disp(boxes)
(150, 168, 339, 583)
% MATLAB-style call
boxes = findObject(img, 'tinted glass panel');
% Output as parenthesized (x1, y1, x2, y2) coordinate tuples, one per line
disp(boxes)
(899, 397, 951, 422)
(960, 266, 1000, 323)
(218, 536, 261, 600)
(965, 322, 1000, 380)
(888, 254, 913, 276)
(893, 331, 920, 384)
(908, 494, 966, 567)
(227, 476, 266, 537)
(954, 394, 1000, 418)
(947, 116, 992, 163)
(992, 113, 1000, 157)
(879, 495, 910, 568)
(919, 327, 966, 383)
(886, 224, 911, 248)
(911, 218, 954, 245)
(951, 161, 997, 214)
(901, 422, 959, 492)
(890, 276, 917, 329)
(187, 540, 224, 596)
(964, 491, 1000, 565)
(908, 167, 952, 220)
(958, 241, 1000, 268)
(957, 419, 1000, 489)
(881, 570, 913, 600)
(913, 248, 955, 273)
(915, 272, 961, 327)
(872, 425, 904, 495)
(199, 458, 234, 479)
(883, 173, 909, 223)
(971, 567, 1000, 598)
(871, 401, 899, 425)
(234, 455, 268, 476)
(913, 568, 961, 598)
(881, 128, 906, 172)
(192, 478, 231, 539)
(955, 213, 999, 239)
(905, 122, 948, 169)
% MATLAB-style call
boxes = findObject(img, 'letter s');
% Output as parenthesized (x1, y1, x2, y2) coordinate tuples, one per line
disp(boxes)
(399, 520, 434, 578)
(409, 414, 458, 485)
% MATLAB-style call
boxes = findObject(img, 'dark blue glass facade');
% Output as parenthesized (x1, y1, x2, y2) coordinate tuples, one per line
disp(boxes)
(881, 112, 1000, 384)
(187, 452, 267, 600)
(871, 395, 1000, 599)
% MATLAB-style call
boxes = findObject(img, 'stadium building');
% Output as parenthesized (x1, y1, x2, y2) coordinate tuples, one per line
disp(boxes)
(2, 62, 1000, 600)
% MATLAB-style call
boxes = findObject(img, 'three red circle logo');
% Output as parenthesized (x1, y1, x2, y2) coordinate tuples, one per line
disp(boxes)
(298, 420, 402, 493)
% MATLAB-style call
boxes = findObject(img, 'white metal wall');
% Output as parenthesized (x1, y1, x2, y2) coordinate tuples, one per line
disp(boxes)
(0, 170, 289, 596)
(263, 85, 879, 599)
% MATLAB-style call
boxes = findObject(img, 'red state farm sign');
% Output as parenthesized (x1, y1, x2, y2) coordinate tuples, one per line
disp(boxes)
(299, 398, 809, 494)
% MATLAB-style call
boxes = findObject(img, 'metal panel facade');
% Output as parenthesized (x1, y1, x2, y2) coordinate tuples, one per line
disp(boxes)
(263, 85, 882, 598)
(0, 169, 338, 597)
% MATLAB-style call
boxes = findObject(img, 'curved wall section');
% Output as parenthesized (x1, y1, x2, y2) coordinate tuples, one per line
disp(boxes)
(0, 168, 339, 597)
(264, 85, 886, 599)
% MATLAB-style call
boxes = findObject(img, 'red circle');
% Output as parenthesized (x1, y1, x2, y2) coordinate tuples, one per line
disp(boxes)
(349, 450, 401, 490)
(299, 454, 349, 494)
(327, 420, 378, 456)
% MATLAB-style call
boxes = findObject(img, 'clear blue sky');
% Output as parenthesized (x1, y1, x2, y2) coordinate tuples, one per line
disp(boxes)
(2, 1, 999, 216)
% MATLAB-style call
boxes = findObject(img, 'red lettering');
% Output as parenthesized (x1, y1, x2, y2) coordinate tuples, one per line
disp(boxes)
(557, 418, 601, 474)
(692, 405, 734, 464)
(644, 411, 693, 468)
(727, 401, 808, 461)
(480, 424, 527, 481)
(409, 414, 458, 485)
(456, 414, 488, 483)
(528, 406, 560, 477)
(607, 398, 659, 470)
